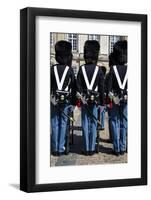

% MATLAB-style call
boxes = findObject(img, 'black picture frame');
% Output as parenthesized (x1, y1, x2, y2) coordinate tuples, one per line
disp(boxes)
(20, 7, 147, 192)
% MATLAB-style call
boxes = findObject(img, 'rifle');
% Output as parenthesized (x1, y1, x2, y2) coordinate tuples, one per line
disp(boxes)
(108, 92, 127, 122)
(51, 100, 75, 155)
(60, 108, 75, 122)
(51, 96, 75, 122)
(76, 92, 101, 126)
(57, 106, 75, 154)
(76, 92, 102, 153)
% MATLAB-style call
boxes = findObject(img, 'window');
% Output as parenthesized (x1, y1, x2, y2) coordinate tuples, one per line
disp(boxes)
(50, 33, 53, 46)
(88, 34, 100, 42)
(109, 36, 120, 53)
(68, 33, 78, 51)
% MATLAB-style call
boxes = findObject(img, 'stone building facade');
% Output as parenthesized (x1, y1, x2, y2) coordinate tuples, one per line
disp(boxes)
(50, 33, 127, 75)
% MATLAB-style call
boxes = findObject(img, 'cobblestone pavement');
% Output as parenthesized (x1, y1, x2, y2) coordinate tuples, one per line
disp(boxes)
(50, 107, 127, 167)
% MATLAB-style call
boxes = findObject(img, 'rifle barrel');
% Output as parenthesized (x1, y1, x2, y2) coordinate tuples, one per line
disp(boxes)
(77, 92, 101, 125)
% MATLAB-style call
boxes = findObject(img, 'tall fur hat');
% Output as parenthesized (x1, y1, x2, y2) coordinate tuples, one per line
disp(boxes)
(110, 40, 127, 65)
(84, 40, 100, 63)
(55, 40, 72, 66)
(109, 52, 117, 66)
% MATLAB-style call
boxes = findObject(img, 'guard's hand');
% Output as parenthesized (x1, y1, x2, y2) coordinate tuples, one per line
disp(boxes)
(50, 96, 57, 106)
(108, 91, 114, 100)
(76, 99, 81, 108)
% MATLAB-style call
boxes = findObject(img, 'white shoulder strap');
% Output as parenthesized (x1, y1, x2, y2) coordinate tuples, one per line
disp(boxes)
(54, 65, 69, 90)
(113, 65, 128, 90)
(81, 65, 99, 90)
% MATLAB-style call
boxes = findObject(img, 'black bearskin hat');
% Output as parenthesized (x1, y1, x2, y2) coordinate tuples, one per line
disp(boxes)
(55, 40, 72, 66)
(84, 40, 100, 64)
(109, 40, 127, 66)
(109, 52, 117, 67)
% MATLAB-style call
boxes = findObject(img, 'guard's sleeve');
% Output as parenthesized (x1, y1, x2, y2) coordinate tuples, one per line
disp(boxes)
(107, 66, 114, 93)
(69, 67, 77, 105)
(98, 69, 105, 106)
(76, 66, 83, 94)
(50, 66, 54, 94)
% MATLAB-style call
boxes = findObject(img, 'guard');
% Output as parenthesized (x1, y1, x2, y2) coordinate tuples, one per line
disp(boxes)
(51, 40, 76, 156)
(107, 40, 128, 156)
(77, 40, 104, 156)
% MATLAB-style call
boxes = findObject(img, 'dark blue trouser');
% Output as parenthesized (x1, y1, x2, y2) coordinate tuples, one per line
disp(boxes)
(110, 103, 127, 152)
(51, 104, 70, 153)
(81, 104, 98, 151)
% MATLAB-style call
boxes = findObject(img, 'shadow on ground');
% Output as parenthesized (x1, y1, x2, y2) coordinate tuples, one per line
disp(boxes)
(68, 132, 113, 156)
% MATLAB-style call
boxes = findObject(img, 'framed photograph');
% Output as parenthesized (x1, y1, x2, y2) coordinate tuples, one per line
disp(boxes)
(20, 7, 147, 192)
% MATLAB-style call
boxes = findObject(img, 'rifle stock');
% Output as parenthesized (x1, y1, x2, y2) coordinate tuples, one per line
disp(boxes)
(76, 92, 101, 126)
